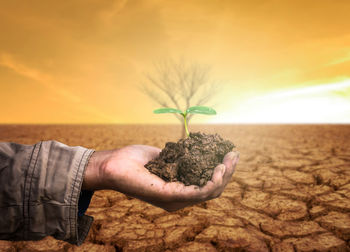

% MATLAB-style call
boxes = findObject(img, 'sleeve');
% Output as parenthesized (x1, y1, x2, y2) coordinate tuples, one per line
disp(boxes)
(78, 190, 94, 217)
(0, 140, 95, 245)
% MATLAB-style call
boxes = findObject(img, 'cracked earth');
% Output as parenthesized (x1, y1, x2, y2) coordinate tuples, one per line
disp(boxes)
(0, 125, 350, 251)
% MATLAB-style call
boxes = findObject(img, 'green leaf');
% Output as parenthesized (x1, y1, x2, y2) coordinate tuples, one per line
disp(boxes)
(186, 106, 216, 115)
(153, 108, 183, 114)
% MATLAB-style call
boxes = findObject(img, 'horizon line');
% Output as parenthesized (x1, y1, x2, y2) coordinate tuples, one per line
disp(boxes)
(1, 122, 350, 126)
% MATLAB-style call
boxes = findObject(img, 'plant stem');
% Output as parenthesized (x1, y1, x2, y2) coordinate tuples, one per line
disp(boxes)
(183, 114, 190, 137)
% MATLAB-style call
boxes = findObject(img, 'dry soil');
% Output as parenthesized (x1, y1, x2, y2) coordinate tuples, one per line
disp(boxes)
(0, 124, 350, 252)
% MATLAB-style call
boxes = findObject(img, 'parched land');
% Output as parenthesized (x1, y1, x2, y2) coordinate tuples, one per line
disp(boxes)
(0, 124, 350, 252)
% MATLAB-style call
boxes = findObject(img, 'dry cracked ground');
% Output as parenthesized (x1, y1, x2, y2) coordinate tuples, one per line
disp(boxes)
(0, 124, 350, 252)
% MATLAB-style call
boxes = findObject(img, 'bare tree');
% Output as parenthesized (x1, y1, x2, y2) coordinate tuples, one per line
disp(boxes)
(139, 59, 218, 138)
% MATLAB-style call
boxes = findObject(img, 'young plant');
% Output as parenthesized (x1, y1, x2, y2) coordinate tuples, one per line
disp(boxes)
(153, 106, 216, 137)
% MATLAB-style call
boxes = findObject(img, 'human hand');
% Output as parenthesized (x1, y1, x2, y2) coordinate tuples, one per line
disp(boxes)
(82, 145, 239, 212)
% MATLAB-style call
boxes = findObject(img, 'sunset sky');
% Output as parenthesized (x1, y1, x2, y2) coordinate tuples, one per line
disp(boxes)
(1, 0, 350, 124)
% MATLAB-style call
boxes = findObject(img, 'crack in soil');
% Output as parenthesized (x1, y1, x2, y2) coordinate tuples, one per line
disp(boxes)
(1, 125, 350, 251)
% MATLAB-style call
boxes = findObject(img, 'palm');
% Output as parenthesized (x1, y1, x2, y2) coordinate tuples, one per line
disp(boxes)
(104, 145, 238, 212)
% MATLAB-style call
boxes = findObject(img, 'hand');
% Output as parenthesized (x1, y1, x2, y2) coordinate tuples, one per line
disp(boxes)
(82, 145, 239, 212)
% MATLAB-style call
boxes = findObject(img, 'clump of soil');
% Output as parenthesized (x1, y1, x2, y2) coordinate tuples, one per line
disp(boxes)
(145, 132, 235, 187)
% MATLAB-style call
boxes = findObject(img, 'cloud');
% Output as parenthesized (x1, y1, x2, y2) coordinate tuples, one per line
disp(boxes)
(0, 53, 51, 83)
(0, 53, 81, 103)
(233, 79, 350, 123)
(327, 53, 350, 66)
(97, 0, 129, 23)
(254, 79, 350, 100)
(0, 53, 120, 122)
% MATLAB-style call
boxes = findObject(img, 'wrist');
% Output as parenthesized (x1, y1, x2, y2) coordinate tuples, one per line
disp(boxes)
(82, 150, 112, 190)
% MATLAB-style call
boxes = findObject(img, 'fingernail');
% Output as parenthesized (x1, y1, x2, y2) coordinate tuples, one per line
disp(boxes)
(227, 152, 235, 160)
(221, 165, 226, 175)
(221, 166, 226, 175)
(232, 151, 240, 165)
(230, 151, 240, 159)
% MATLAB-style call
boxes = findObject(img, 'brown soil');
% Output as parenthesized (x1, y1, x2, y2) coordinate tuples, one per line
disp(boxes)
(145, 132, 235, 186)
(1, 124, 350, 252)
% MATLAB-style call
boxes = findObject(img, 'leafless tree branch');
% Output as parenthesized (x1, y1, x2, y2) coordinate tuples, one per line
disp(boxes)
(139, 58, 220, 137)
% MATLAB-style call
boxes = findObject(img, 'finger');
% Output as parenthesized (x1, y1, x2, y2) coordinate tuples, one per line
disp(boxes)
(161, 181, 205, 204)
(196, 164, 225, 199)
(211, 164, 226, 184)
(172, 183, 203, 200)
(222, 151, 240, 184)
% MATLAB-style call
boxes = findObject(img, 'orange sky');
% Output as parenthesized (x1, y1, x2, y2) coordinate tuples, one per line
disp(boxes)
(1, 0, 350, 124)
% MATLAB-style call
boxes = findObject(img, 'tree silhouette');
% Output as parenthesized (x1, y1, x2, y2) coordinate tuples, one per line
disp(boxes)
(140, 59, 218, 138)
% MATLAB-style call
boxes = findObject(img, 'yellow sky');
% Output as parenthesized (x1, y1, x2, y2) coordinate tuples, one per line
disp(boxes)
(1, 0, 350, 124)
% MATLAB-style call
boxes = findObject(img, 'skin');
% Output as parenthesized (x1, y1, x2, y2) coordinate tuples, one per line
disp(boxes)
(82, 145, 240, 212)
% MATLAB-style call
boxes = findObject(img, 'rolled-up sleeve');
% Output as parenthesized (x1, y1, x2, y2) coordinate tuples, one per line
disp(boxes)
(0, 140, 95, 245)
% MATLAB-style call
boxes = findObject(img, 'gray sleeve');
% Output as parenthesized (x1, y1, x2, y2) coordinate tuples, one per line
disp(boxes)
(0, 140, 95, 245)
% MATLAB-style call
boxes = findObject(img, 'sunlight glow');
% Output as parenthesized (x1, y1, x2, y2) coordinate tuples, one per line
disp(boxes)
(256, 80, 350, 99)
(211, 80, 350, 124)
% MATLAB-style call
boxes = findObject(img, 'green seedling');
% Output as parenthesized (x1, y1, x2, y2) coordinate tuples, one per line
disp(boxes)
(153, 106, 216, 137)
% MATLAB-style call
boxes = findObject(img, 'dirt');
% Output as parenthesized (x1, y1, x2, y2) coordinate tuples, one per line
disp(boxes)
(0, 124, 350, 252)
(145, 132, 235, 186)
